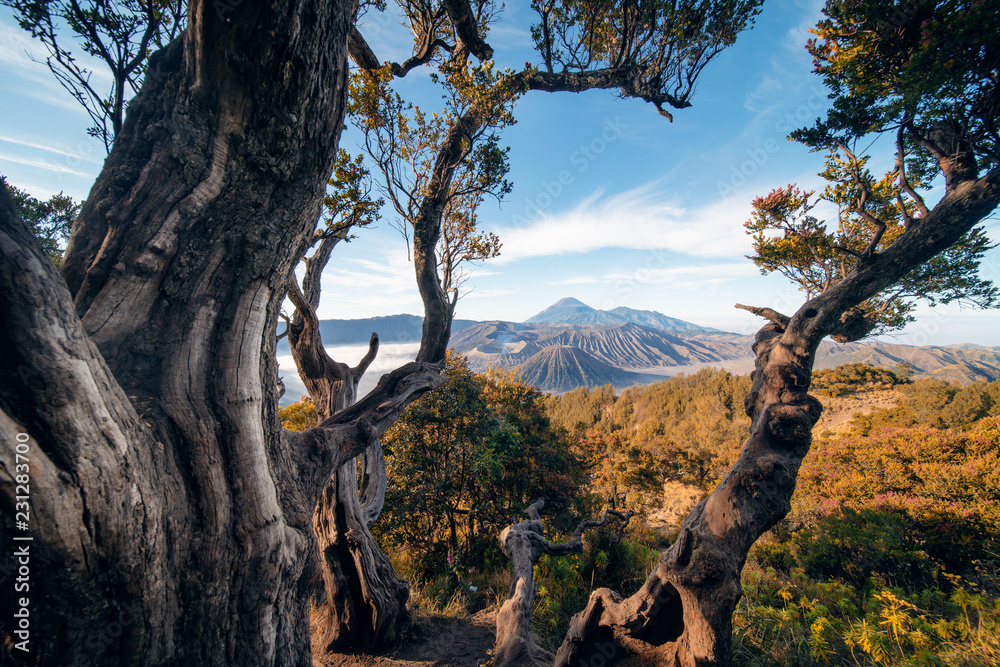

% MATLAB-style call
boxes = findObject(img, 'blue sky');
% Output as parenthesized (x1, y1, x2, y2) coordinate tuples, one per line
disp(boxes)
(3, 1, 999, 346)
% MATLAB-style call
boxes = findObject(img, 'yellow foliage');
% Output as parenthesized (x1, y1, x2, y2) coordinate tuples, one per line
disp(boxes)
(279, 396, 317, 432)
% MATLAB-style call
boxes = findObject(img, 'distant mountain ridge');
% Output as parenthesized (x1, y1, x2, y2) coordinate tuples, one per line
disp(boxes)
(816, 341, 1000, 385)
(276, 315, 478, 354)
(525, 297, 723, 333)
(448, 320, 748, 377)
(277, 298, 1000, 393)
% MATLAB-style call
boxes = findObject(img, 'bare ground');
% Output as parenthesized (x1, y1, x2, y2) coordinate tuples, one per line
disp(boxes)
(311, 607, 498, 667)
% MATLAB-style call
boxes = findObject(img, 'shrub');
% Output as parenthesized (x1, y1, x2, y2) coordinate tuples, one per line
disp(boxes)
(811, 362, 903, 397)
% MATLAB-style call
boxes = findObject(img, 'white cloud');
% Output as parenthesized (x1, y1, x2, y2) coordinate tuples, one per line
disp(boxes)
(0, 23, 63, 85)
(323, 258, 412, 292)
(0, 152, 91, 177)
(743, 74, 784, 114)
(492, 181, 755, 262)
(462, 288, 515, 300)
(550, 275, 602, 286)
(784, 0, 828, 52)
(486, 23, 534, 51)
(310, 233, 510, 318)
(0, 21, 111, 114)
(603, 262, 758, 286)
(310, 243, 423, 318)
(278, 342, 421, 403)
(0, 133, 102, 162)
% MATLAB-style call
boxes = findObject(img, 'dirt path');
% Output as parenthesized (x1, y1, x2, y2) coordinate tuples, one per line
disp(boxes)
(311, 609, 498, 667)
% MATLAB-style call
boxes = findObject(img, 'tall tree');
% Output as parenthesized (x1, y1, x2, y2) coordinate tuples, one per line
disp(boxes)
(289, 6, 512, 645)
(280, 149, 409, 650)
(0, 1, 762, 666)
(554, 1, 1000, 665)
(2, 0, 186, 151)
(0, 3, 417, 665)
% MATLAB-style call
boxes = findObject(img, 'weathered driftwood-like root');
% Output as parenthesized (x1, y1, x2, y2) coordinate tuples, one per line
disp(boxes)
(493, 500, 633, 667)
(551, 160, 1000, 665)
(554, 566, 684, 667)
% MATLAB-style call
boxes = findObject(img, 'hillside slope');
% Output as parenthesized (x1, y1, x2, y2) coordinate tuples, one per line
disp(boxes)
(816, 341, 1000, 383)
(276, 310, 1000, 394)
(516, 346, 664, 392)
(450, 320, 748, 375)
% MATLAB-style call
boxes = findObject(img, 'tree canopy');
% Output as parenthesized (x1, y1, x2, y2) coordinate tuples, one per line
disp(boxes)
(2, 176, 79, 265)
(745, 0, 1000, 337)
(5, 0, 999, 665)
(377, 353, 583, 575)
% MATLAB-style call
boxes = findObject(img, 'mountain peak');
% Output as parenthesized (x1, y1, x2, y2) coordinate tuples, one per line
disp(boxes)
(525, 297, 604, 324)
(517, 345, 663, 392)
(524, 298, 722, 333)
(551, 297, 592, 308)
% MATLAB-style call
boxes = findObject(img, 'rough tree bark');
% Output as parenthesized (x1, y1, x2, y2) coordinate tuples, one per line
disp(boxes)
(0, 2, 447, 665)
(553, 170, 1000, 666)
(494, 500, 632, 667)
(284, 236, 409, 650)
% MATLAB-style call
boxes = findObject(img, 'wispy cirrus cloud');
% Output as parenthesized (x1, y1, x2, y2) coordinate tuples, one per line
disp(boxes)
(0, 21, 111, 114)
(602, 262, 760, 293)
(603, 262, 758, 284)
(491, 181, 755, 262)
(550, 275, 602, 286)
(314, 250, 419, 318)
(462, 287, 515, 300)
(0, 151, 91, 177)
(0, 133, 102, 162)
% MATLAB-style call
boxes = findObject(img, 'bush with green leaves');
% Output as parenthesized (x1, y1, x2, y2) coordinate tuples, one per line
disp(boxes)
(375, 352, 584, 580)
(546, 368, 751, 492)
(733, 407, 1000, 665)
(850, 378, 1000, 435)
(532, 527, 660, 650)
(811, 362, 905, 397)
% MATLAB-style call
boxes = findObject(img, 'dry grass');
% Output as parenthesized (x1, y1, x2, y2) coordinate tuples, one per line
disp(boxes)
(647, 480, 704, 536)
(812, 387, 901, 437)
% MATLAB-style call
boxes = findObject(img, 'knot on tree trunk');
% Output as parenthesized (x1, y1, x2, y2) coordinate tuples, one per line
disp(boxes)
(829, 306, 876, 342)
(743, 320, 821, 445)
(761, 397, 823, 449)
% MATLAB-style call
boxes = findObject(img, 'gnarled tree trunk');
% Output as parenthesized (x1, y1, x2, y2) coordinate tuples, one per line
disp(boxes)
(554, 166, 1000, 666)
(555, 320, 819, 666)
(312, 448, 409, 651)
(0, 2, 446, 665)
(284, 240, 409, 651)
